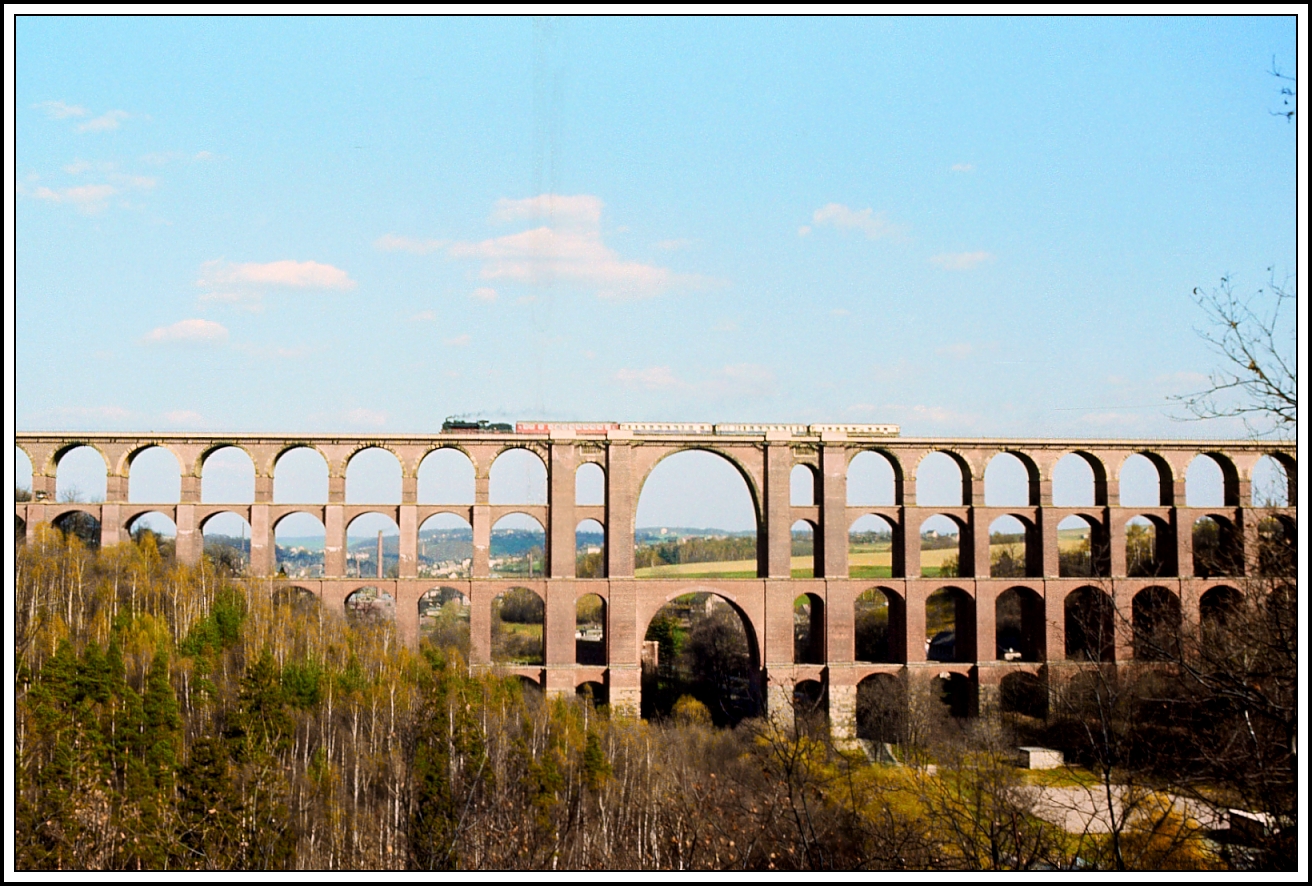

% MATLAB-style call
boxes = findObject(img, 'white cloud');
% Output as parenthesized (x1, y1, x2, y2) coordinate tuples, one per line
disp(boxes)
(199, 290, 265, 313)
(471, 287, 498, 302)
(448, 194, 700, 300)
(36, 100, 88, 119)
(164, 410, 205, 424)
(62, 158, 112, 175)
(346, 408, 387, 427)
(25, 183, 118, 213)
(194, 150, 215, 161)
(615, 365, 683, 391)
(374, 233, 448, 254)
(930, 251, 994, 270)
(491, 194, 602, 229)
(141, 318, 229, 345)
(444, 333, 472, 347)
(409, 309, 437, 322)
(797, 225, 812, 237)
(198, 259, 356, 290)
(950, 163, 975, 173)
(811, 203, 903, 240)
(77, 110, 130, 133)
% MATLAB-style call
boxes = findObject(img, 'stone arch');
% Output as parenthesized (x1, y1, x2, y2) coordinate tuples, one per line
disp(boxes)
(55, 445, 108, 503)
(855, 587, 904, 663)
(915, 450, 972, 506)
(271, 585, 319, 612)
(576, 461, 605, 505)
(15, 513, 27, 546)
(926, 587, 975, 662)
(931, 672, 974, 719)
(345, 511, 400, 579)
(1251, 453, 1295, 507)
(1052, 451, 1108, 507)
(920, 514, 966, 578)
(793, 678, 827, 725)
(199, 510, 252, 572)
(995, 586, 1045, 662)
(200, 445, 256, 503)
(127, 446, 183, 504)
(1126, 514, 1172, 577)
(345, 585, 396, 626)
(791, 463, 819, 506)
(1064, 586, 1114, 662)
(419, 512, 473, 579)
(273, 445, 329, 503)
(492, 587, 545, 665)
(793, 592, 825, 664)
(849, 513, 897, 578)
(576, 681, 607, 707)
(1200, 585, 1242, 641)
(1132, 586, 1181, 661)
(847, 449, 900, 506)
(126, 509, 177, 539)
(985, 450, 1039, 507)
(989, 513, 1038, 578)
(857, 673, 905, 743)
(636, 446, 764, 528)
(791, 519, 818, 578)
(1257, 514, 1296, 576)
(576, 519, 605, 578)
(576, 592, 607, 665)
(491, 512, 546, 579)
(272, 510, 326, 578)
(15, 446, 33, 497)
(419, 586, 470, 654)
(52, 508, 101, 550)
(417, 446, 476, 504)
(1187, 452, 1240, 507)
(489, 446, 548, 505)
(345, 446, 403, 504)
(1118, 451, 1173, 507)
(1000, 672, 1047, 719)
(1193, 513, 1243, 578)
(1057, 513, 1109, 577)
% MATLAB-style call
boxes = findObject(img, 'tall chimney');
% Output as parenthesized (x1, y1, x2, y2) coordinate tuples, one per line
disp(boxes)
(377, 530, 384, 579)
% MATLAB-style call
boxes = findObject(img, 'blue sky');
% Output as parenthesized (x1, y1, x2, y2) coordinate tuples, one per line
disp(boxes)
(11, 15, 1299, 530)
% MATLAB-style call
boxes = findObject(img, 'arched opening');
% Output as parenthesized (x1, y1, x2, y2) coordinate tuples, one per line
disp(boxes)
(201, 511, 252, 574)
(857, 674, 906, 744)
(989, 514, 1035, 578)
(492, 587, 544, 665)
(1064, 587, 1114, 662)
(930, 672, 973, 719)
(274, 447, 329, 503)
(1119, 453, 1170, 507)
(920, 515, 964, 578)
(849, 514, 895, 579)
(419, 587, 470, 656)
(925, 587, 974, 662)
(576, 519, 605, 578)
(417, 448, 475, 504)
(15, 447, 33, 500)
(1257, 515, 1296, 576)
(641, 592, 759, 726)
(916, 451, 967, 506)
(1186, 454, 1228, 508)
(855, 587, 903, 663)
(201, 446, 255, 503)
(985, 452, 1035, 507)
(577, 681, 607, 707)
(271, 585, 318, 613)
(346, 513, 400, 579)
(1053, 452, 1105, 507)
(847, 450, 897, 506)
(791, 464, 818, 506)
(1000, 672, 1047, 720)
(53, 509, 101, 550)
(791, 519, 817, 578)
(576, 462, 605, 505)
(127, 447, 182, 504)
(345, 586, 396, 627)
(634, 450, 758, 580)
(995, 587, 1044, 662)
(15, 515, 27, 547)
(55, 445, 108, 503)
(1132, 587, 1181, 661)
(128, 511, 177, 554)
(418, 513, 473, 579)
(1200, 586, 1242, 645)
(1193, 515, 1243, 578)
(1058, 514, 1108, 577)
(346, 447, 402, 504)
(792, 679, 827, 729)
(793, 593, 824, 664)
(489, 448, 547, 504)
(1127, 516, 1169, 577)
(1251, 454, 1293, 507)
(490, 513, 545, 578)
(576, 593, 606, 665)
(274, 512, 325, 578)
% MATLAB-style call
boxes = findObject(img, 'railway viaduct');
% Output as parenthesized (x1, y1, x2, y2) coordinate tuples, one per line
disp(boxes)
(14, 425, 1297, 738)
